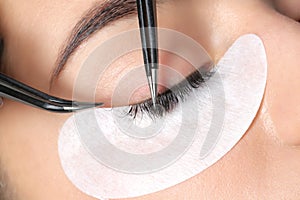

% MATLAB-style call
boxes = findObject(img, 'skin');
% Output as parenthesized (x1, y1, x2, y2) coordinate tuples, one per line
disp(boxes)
(0, 0, 300, 199)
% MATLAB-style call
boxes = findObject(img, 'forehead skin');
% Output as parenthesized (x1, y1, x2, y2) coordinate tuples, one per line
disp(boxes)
(0, 0, 300, 200)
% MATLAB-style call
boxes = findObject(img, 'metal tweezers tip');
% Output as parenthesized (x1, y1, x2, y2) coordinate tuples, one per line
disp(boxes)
(65, 102, 104, 112)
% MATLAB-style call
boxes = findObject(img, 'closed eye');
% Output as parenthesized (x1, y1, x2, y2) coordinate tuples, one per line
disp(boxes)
(126, 67, 215, 119)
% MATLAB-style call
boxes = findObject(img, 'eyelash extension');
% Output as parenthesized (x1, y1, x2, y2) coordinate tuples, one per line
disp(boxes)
(126, 68, 215, 119)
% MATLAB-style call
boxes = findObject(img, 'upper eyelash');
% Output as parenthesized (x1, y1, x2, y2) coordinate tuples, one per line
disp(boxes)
(126, 68, 215, 119)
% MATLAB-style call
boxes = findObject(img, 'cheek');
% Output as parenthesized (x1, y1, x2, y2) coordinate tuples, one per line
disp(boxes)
(0, 101, 78, 199)
(259, 13, 300, 146)
(266, 73, 300, 146)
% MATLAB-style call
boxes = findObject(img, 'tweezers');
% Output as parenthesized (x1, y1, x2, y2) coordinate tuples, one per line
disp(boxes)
(0, 73, 103, 113)
(136, 0, 159, 107)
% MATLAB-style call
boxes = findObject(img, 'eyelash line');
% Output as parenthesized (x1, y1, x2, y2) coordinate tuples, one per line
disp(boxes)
(126, 68, 215, 119)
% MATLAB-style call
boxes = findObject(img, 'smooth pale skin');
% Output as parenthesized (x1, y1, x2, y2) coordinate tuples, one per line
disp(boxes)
(0, 0, 300, 199)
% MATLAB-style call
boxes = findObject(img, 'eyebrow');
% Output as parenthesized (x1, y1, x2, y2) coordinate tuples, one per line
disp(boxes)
(51, 0, 164, 84)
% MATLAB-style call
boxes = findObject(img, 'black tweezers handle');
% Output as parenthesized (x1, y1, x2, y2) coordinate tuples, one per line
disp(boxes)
(136, 0, 159, 76)
(0, 73, 72, 105)
(0, 73, 103, 113)
(0, 84, 70, 113)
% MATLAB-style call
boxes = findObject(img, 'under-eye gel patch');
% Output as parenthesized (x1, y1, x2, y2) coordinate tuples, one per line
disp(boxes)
(58, 34, 267, 199)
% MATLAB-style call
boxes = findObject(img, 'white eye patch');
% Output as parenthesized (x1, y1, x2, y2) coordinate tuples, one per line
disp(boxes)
(58, 34, 267, 199)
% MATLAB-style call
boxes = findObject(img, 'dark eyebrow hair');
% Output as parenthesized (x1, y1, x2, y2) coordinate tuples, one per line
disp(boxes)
(51, 0, 139, 84)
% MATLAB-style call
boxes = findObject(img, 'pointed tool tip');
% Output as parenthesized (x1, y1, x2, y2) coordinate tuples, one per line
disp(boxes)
(95, 102, 104, 107)
(151, 68, 158, 108)
(68, 102, 104, 112)
(149, 84, 157, 108)
(72, 101, 104, 107)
